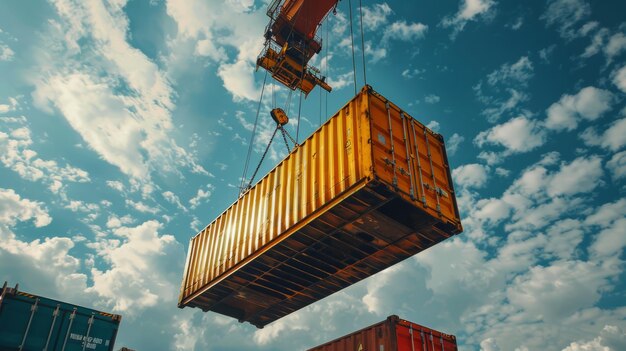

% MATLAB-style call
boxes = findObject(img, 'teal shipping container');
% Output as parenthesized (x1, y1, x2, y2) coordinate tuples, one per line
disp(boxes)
(0, 282, 121, 351)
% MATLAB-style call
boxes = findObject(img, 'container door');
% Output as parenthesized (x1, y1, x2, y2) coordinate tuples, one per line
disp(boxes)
(395, 323, 457, 351)
(368, 90, 462, 233)
(396, 323, 429, 351)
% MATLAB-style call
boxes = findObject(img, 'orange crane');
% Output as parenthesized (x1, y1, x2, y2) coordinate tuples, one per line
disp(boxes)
(256, 0, 339, 96)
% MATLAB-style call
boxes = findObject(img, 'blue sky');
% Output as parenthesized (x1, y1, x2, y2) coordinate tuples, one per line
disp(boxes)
(1, 0, 626, 350)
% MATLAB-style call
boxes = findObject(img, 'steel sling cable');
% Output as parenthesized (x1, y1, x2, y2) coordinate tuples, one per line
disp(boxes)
(296, 89, 303, 143)
(247, 126, 279, 190)
(325, 11, 329, 120)
(358, 0, 367, 85)
(348, 0, 358, 95)
(240, 70, 269, 194)
(280, 127, 292, 153)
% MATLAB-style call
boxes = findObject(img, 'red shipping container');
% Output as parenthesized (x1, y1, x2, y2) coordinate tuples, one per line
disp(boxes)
(307, 315, 457, 351)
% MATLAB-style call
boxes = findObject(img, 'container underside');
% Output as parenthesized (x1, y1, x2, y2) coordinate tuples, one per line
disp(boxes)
(181, 181, 457, 328)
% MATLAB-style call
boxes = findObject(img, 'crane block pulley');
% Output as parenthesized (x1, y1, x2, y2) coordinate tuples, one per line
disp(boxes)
(257, 0, 338, 96)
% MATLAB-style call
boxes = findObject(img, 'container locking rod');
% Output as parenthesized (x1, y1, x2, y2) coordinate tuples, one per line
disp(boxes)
(400, 112, 416, 200)
(385, 102, 398, 189)
(61, 308, 77, 351)
(424, 129, 441, 214)
(410, 121, 427, 206)
(43, 304, 60, 351)
(18, 298, 38, 351)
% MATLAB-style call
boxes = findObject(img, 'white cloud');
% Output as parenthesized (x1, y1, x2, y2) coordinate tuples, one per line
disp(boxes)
(508, 17, 523, 31)
(475, 57, 534, 122)
(581, 118, 626, 151)
(0, 188, 52, 227)
(487, 56, 534, 87)
(0, 97, 19, 114)
(453, 163, 489, 189)
(35, 73, 157, 179)
(579, 24, 626, 63)
(401, 67, 424, 79)
(501, 154, 603, 200)
(65, 200, 100, 213)
(189, 184, 215, 209)
(542, 0, 591, 39)
(32, 1, 207, 182)
(507, 260, 617, 323)
(547, 155, 603, 197)
(364, 40, 387, 63)
(327, 71, 355, 91)
(0, 229, 85, 297)
(441, 0, 496, 37)
(604, 32, 626, 61)
(607, 151, 626, 181)
(480, 88, 529, 123)
(383, 21, 428, 41)
(589, 218, 626, 259)
(447, 133, 465, 156)
(426, 120, 440, 132)
(424, 94, 440, 104)
(585, 199, 626, 228)
(163, 190, 187, 211)
(106, 214, 134, 229)
(581, 28, 609, 58)
(539, 45, 557, 63)
(0, 126, 90, 194)
(217, 60, 262, 102)
(0, 43, 14, 61)
(545, 87, 614, 131)
(562, 325, 626, 351)
(614, 64, 626, 93)
(473, 197, 511, 225)
(475, 115, 547, 153)
(87, 220, 183, 313)
(106, 180, 125, 192)
(361, 3, 393, 31)
(165, 0, 266, 101)
(126, 199, 160, 215)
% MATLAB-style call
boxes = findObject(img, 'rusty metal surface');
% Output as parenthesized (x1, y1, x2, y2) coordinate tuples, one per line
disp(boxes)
(178, 86, 463, 327)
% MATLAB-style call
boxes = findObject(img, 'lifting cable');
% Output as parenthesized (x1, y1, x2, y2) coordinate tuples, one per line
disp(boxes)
(347, 0, 358, 95)
(325, 14, 329, 121)
(246, 126, 279, 190)
(247, 123, 298, 189)
(240, 70, 269, 194)
(358, 0, 367, 86)
(319, 21, 323, 126)
(296, 90, 303, 143)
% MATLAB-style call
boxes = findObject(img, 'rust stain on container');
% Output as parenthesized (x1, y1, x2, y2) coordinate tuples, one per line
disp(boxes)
(178, 86, 463, 328)
(307, 315, 458, 351)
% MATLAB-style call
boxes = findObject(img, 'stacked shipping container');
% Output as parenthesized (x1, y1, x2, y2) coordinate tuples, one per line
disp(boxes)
(0, 282, 121, 351)
(307, 315, 458, 351)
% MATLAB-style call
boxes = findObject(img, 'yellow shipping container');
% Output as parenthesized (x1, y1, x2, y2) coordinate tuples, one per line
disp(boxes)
(178, 86, 463, 328)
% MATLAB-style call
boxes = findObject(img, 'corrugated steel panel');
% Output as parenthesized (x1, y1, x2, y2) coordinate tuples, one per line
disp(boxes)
(307, 315, 458, 351)
(178, 85, 463, 328)
(0, 282, 121, 351)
